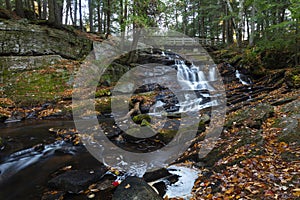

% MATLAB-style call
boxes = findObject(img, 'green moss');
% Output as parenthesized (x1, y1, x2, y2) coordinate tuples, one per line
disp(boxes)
(141, 119, 151, 127)
(157, 129, 177, 142)
(95, 97, 111, 114)
(95, 88, 111, 98)
(132, 114, 151, 124)
(4, 68, 71, 106)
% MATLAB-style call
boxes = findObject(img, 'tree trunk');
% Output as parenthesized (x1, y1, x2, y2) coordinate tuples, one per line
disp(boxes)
(48, 0, 62, 27)
(79, 0, 83, 31)
(31, 0, 36, 20)
(106, 0, 111, 38)
(296, 18, 299, 66)
(37, 0, 42, 19)
(97, 0, 102, 33)
(74, 0, 77, 26)
(48, 0, 55, 23)
(15, 0, 25, 18)
(65, 0, 71, 24)
(41, 0, 47, 20)
(88, 0, 94, 32)
(249, 5, 255, 46)
(5, 0, 12, 10)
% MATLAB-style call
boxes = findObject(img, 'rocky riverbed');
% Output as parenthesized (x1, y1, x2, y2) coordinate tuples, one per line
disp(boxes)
(0, 19, 299, 200)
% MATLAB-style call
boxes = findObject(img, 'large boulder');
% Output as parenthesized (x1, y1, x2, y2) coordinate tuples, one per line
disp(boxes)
(0, 19, 92, 60)
(48, 167, 107, 193)
(112, 176, 162, 200)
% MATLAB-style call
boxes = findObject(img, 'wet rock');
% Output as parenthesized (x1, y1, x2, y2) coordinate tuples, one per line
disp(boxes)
(143, 168, 172, 182)
(225, 103, 274, 129)
(33, 143, 44, 152)
(112, 176, 163, 200)
(5, 111, 25, 123)
(0, 136, 5, 150)
(48, 167, 107, 194)
(217, 63, 236, 84)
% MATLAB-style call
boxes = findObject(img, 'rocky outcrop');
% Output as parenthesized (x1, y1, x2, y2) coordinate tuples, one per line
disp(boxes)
(0, 55, 63, 70)
(0, 19, 92, 62)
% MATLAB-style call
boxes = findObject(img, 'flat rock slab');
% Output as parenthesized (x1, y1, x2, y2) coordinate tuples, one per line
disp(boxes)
(48, 167, 107, 193)
(112, 176, 163, 200)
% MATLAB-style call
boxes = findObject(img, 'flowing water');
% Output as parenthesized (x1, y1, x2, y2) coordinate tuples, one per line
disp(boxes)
(0, 120, 101, 199)
(0, 51, 225, 199)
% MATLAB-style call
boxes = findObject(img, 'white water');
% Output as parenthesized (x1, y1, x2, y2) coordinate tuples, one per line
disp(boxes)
(164, 165, 198, 199)
(175, 58, 217, 112)
(235, 70, 252, 85)
(0, 140, 76, 182)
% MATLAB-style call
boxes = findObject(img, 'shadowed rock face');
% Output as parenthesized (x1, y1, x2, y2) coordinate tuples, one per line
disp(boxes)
(0, 19, 92, 60)
(112, 176, 163, 200)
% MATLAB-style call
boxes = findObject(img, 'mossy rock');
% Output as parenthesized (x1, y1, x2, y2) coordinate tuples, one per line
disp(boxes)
(95, 88, 111, 98)
(157, 129, 177, 143)
(132, 114, 151, 124)
(141, 119, 151, 127)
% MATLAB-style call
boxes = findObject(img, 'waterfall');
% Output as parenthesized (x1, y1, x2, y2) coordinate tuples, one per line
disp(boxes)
(148, 51, 219, 115)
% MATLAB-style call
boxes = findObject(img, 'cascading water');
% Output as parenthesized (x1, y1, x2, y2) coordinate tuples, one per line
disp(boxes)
(148, 52, 220, 114)
(0, 140, 77, 183)
(235, 69, 252, 86)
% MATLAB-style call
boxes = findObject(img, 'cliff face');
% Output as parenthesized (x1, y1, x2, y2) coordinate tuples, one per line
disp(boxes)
(0, 19, 92, 70)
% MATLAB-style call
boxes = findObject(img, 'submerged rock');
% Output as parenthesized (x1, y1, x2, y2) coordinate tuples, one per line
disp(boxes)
(112, 176, 162, 200)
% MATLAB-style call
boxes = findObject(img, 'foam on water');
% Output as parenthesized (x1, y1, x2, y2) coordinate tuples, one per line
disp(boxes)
(164, 165, 198, 199)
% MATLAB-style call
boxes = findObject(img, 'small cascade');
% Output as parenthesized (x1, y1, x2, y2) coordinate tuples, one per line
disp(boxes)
(174, 59, 217, 113)
(0, 140, 77, 182)
(235, 70, 252, 86)
(149, 100, 166, 115)
(145, 51, 220, 115)
(176, 60, 215, 91)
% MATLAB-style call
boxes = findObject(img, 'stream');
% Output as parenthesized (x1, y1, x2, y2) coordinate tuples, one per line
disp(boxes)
(0, 50, 252, 199)
(0, 120, 102, 199)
